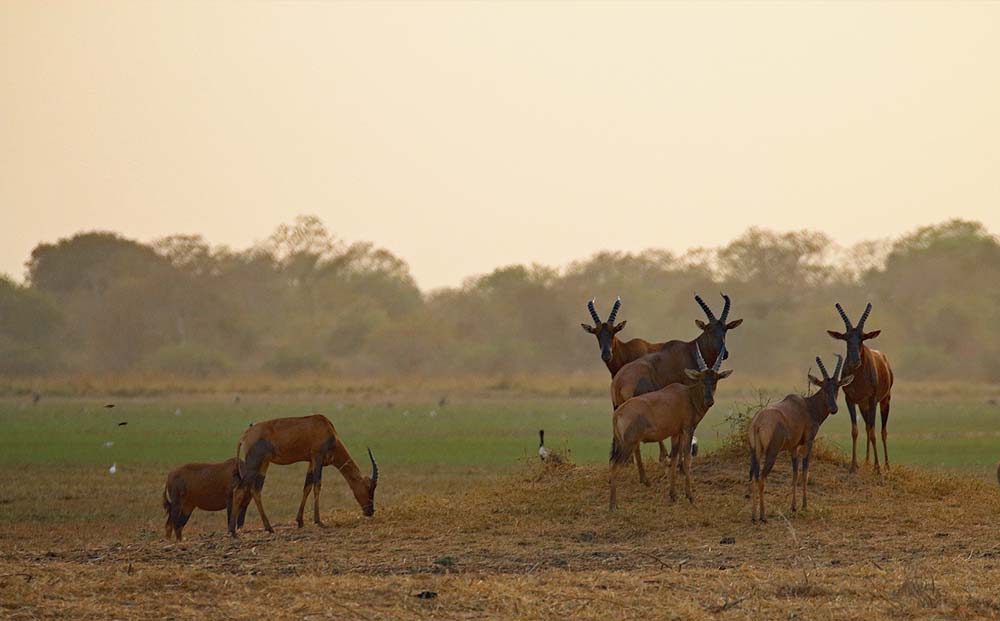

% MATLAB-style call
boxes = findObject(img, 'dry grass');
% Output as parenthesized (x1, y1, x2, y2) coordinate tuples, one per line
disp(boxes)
(3, 447, 1000, 620)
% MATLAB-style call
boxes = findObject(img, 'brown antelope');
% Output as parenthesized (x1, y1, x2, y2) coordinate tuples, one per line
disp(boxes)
(162, 458, 243, 541)
(608, 345, 732, 509)
(748, 355, 854, 523)
(609, 294, 742, 479)
(581, 297, 665, 376)
(828, 302, 895, 473)
(582, 297, 670, 462)
(228, 415, 378, 537)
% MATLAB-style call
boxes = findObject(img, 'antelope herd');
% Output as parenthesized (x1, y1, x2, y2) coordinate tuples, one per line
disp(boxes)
(588, 293, 893, 522)
(162, 294, 894, 538)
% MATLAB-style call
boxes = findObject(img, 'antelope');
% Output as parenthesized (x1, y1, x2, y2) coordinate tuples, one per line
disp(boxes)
(162, 458, 244, 541)
(581, 297, 665, 377)
(828, 302, 895, 473)
(610, 294, 742, 479)
(228, 415, 379, 537)
(608, 345, 732, 509)
(582, 297, 671, 463)
(748, 355, 854, 523)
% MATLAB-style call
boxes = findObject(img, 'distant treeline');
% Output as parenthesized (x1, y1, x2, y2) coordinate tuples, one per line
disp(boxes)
(2, 216, 997, 382)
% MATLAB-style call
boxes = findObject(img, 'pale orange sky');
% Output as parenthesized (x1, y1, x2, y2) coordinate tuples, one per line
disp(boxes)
(3, 2, 998, 289)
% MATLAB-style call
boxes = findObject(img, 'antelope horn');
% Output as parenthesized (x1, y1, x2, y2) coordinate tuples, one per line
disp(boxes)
(858, 302, 873, 330)
(815, 356, 830, 380)
(607, 297, 622, 324)
(720, 293, 731, 322)
(587, 299, 601, 325)
(835, 303, 853, 330)
(694, 344, 708, 371)
(694, 294, 716, 322)
(833, 352, 844, 381)
(368, 448, 379, 488)
(713, 345, 726, 371)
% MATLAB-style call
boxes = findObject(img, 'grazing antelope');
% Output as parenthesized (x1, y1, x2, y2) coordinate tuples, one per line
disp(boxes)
(608, 345, 732, 509)
(228, 415, 379, 537)
(162, 458, 243, 541)
(748, 355, 854, 523)
(582, 297, 671, 462)
(828, 302, 895, 473)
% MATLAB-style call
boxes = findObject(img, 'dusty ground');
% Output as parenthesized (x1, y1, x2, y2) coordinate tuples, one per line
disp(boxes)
(3, 449, 1000, 620)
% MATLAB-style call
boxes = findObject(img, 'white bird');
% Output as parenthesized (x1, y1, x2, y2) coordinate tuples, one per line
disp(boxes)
(108, 463, 117, 475)
(538, 430, 563, 464)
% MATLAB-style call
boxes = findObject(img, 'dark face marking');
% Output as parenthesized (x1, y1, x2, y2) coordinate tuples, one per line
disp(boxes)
(695, 319, 743, 361)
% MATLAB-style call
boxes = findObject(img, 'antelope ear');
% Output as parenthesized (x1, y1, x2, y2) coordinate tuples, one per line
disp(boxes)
(717, 369, 734, 379)
(581, 323, 596, 334)
(695, 319, 708, 330)
(613, 320, 627, 333)
(808, 374, 824, 387)
(861, 330, 881, 341)
(827, 330, 846, 340)
(839, 374, 855, 387)
(684, 368, 702, 381)
(725, 318, 743, 330)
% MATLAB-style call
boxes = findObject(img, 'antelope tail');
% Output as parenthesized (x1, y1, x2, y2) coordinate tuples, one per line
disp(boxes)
(762, 424, 787, 479)
(162, 486, 172, 515)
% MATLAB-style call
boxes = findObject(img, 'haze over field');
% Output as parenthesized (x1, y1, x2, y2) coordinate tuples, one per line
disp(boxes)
(3, 2, 1000, 288)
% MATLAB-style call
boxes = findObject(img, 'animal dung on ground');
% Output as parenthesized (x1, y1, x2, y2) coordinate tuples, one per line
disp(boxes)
(720, 536, 736, 545)
(415, 591, 438, 599)
(104, 404, 115, 408)
(117, 422, 128, 427)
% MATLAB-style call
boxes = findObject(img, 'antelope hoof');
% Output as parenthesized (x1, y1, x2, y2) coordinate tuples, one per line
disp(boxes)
(790, 505, 797, 513)
(849, 464, 858, 474)
(296, 519, 304, 528)
(761, 516, 768, 524)
(315, 520, 329, 529)
(265, 526, 275, 534)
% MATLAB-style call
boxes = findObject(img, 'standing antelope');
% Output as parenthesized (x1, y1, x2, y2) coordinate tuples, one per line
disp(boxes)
(581, 297, 665, 376)
(609, 345, 732, 509)
(611, 293, 742, 409)
(609, 294, 742, 481)
(582, 297, 671, 463)
(748, 355, 854, 523)
(229, 415, 378, 537)
(828, 302, 894, 473)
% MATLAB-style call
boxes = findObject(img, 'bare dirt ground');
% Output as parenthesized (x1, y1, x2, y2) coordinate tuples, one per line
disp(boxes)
(3, 449, 1000, 620)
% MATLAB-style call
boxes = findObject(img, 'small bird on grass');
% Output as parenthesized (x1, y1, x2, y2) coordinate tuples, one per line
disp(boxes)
(538, 430, 563, 464)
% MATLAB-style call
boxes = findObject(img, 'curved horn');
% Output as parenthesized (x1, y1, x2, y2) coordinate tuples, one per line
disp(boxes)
(720, 293, 732, 322)
(694, 294, 716, 322)
(368, 448, 379, 489)
(607, 297, 622, 324)
(858, 302, 873, 330)
(815, 355, 830, 380)
(587, 299, 601, 325)
(694, 344, 708, 371)
(832, 352, 844, 381)
(835, 303, 853, 330)
(713, 345, 726, 371)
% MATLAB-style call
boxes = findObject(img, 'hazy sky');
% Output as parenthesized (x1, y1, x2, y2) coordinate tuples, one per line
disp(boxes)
(3, 2, 998, 289)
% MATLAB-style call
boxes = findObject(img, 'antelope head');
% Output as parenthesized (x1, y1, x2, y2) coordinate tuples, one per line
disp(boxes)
(808, 353, 855, 414)
(827, 302, 881, 368)
(581, 297, 626, 363)
(684, 344, 734, 410)
(357, 448, 379, 517)
(694, 293, 743, 361)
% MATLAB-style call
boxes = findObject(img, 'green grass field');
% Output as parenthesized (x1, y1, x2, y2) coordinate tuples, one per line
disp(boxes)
(2, 390, 998, 476)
